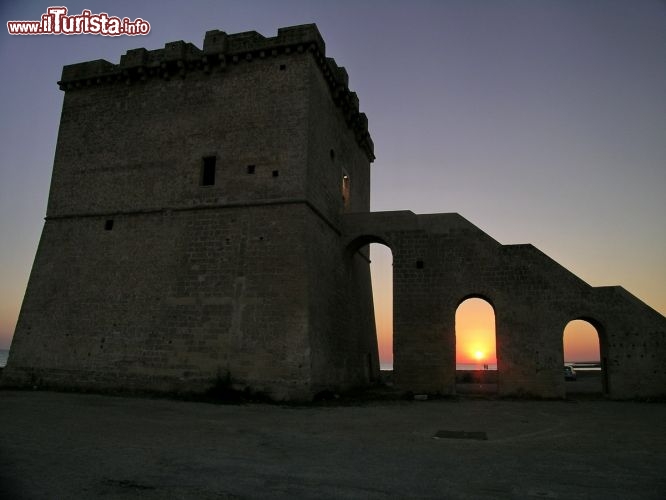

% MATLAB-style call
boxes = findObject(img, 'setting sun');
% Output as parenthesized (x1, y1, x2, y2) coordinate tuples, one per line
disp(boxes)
(474, 350, 485, 361)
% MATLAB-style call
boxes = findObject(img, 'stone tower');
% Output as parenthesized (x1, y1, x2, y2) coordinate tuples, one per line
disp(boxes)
(5, 23, 665, 401)
(3, 25, 378, 400)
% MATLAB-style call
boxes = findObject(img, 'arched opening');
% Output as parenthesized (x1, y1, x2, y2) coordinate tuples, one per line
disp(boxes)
(563, 319, 605, 396)
(369, 243, 393, 374)
(455, 297, 497, 394)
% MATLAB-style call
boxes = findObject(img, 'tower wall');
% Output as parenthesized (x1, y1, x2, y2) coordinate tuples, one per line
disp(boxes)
(3, 25, 377, 400)
(7, 206, 314, 398)
(303, 48, 378, 391)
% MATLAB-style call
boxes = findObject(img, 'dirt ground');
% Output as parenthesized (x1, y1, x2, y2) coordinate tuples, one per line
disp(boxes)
(0, 390, 664, 499)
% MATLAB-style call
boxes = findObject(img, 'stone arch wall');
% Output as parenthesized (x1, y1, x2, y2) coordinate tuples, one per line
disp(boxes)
(341, 210, 666, 399)
(456, 293, 496, 310)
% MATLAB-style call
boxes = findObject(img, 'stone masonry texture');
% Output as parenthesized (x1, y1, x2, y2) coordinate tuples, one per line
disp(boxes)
(3, 24, 665, 400)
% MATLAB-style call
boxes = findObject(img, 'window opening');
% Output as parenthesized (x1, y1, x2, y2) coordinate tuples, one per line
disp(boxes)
(201, 156, 216, 186)
(341, 170, 351, 210)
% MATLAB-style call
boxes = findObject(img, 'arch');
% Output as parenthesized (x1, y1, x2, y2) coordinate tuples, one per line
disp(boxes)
(345, 233, 392, 258)
(455, 296, 497, 394)
(456, 293, 496, 311)
(343, 233, 394, 378)
(369, 243, 393, 371)
(562, 318, 607, 395)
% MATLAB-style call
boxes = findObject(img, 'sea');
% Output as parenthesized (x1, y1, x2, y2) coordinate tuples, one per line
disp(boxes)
(0, 352, 598, 372)
(380, 361, 599, 371)
(0, 349, 9, 368)
(381, 362, 498, 371)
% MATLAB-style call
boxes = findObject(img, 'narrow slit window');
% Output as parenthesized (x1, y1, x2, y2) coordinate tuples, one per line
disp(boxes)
(201, 156, 216, 186)
(341, 170, 351, 210)
(247, 165, 256, 174)
(272, 170, 279, 177)
(104, 219, 114, 231)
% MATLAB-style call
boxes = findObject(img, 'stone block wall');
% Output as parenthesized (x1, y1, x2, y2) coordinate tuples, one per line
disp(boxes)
(3, 25, 377, 400)
(342, 211, 666, 399)
(7, 204, 316, 399)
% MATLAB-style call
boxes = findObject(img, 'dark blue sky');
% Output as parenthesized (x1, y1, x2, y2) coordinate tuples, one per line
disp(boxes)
(1, 0, 665, 348)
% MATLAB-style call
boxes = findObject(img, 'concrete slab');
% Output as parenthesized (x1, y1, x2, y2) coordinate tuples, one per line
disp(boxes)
(0, 391, 664, 499)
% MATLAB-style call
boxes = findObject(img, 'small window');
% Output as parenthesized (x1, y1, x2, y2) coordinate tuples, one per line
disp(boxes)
(247, 165, 256, 174)
(104, 219, 114, 231)
(272, 170, 279, 177)
(201, 156, 216, 186)
(279, 64, 286, 71)
(330, 149, 335, 161)
(341, 170, 351, 210)
(416, 260, 424, 269)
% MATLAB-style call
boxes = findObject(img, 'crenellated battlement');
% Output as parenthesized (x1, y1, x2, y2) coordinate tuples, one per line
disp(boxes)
(57, 23, 374, 160)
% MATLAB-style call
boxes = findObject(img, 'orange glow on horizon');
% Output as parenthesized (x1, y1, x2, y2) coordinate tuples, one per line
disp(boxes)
(370, 244, 393, 367)
(563, 320, 600, 362)
(456, 298, 496, 365)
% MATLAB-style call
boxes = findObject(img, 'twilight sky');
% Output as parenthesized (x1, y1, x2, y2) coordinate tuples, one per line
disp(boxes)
(1, 0, 664, 352)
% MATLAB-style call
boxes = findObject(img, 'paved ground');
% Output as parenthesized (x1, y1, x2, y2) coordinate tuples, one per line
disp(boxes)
(0, 390, 664, 499)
